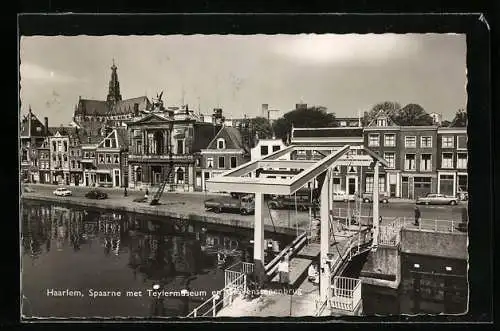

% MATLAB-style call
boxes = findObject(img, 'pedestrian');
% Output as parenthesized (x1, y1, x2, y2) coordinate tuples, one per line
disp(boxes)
(414, 206, 421, 226)
(124, 187, 128, 197)
(277, 256, 290, 289)
(145, 188, 149, 199)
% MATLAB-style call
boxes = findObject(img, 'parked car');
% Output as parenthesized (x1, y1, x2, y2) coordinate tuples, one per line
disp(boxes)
(85, 189, 108, 200)
(204, 195, 255, 215)
(332, 191, 356, 202)
(416, 193, 458, 205)
(23, 186, 35, 193)
(53, 187, 72, 196)
(268, 195, 318, 211)
(361, 192, 389, 204)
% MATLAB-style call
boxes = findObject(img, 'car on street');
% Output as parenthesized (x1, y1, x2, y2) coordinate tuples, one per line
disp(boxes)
(205, 194, 255, 215)
(361, 192, 389, 204)
(332, 191, 356, 202)
(53, 187, 72, 197)
(85, 189, 108, 200)
(23, 186, 35, 193)
(416, 193, 458, 205)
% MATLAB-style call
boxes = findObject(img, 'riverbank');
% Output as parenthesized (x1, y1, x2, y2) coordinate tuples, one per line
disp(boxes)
(22, 193, 301, 236)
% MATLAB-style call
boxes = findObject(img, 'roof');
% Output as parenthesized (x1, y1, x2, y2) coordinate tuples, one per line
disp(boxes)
(48, 126, 74, 136)
(115, 127, 129, 149)
(20, 112, 47, 137)
(292, 127, 363, 138)
(206, 126, 246, 150)
(75, 96, 151, 116)
(367, 109, 399, 127)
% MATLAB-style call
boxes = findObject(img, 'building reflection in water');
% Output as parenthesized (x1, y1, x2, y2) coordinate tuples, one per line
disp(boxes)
(22, 201, 292, 317)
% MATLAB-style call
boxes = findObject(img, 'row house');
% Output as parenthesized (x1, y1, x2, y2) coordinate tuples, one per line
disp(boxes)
(68, 129, 83, 186)
(37, 137, 51, 184)
(290, 127, 365, 194)
(200, 127, 250, 191)
(79, 124, 104, 187)
(20, 107, 50, 183)
(363, 110, 467, 199)
(95, 127, 127, 188)
(48, 127, 72, 185)
(436, 127, 468, 196)
(126, 102, 219, 192)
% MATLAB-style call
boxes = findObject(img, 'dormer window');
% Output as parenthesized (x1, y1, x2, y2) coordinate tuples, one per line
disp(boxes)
(217, 138, 225, 149)
(377, 117, 387, 127)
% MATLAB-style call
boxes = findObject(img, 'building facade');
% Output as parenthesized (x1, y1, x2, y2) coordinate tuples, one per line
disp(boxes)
(36, 137, 51, 184)
(20, 108, 50, 183)
(48, 127, 72, 185)
(95, 127, 126, 188)
(250, 138, 286, 161)
(68, 129, 83, 186)
(436, 127, 468, 196)
(127, 104, 218, 192)
(200, 127, 250, 191)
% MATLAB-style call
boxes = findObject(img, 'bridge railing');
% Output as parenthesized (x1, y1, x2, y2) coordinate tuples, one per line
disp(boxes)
(330, 276, 362, 312)
(401, 217, 467, 234)
(186, 261, 252, 318)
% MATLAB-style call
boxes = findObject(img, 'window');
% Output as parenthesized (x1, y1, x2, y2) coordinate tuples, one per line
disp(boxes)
(63, 155, 67, 162)
(77, 161, 81, 169)
(384, 134, 395, 147)
(421, 136, 432, 148)
(365, 175, 385, 193)
(177, 139, 184, 154)
(377, 118, 387, 127)
(57, 141, 62, 152)
(114, 154, 119, 164)
(136, 140, 142, 154)
(272, 145, 281, 152)
(261, 145, 269, 156)
(217, 138, 225, 149)
(52, 141, 56, 151)
(70, 150, 74, 157)
(52, 155, 56, 162)
(405, 136, 416, 148)
(71, 160, 75, 168)
(176, 168, 185, 184)
(106, 154, 111, 163)
(457, 153, 467, 169)
(104, 139, 111, 148)
(405, 154, 416, 170)
(368, 134, 380, 147)
(442, 136, 454, 148)
(383, 152, 395, 169)
(77, 150, 80, 157)
(90, 152, 95, 158)
(63, 141, 67, 152)
(218, 156, 225, 168)
(84, 152, 89, 158)
(230, 156, 237, 168)
(442, 153, 453, 168)
(340, 121, 347, 127)
(98, 154, 104, 164)
(207, 157, 214, 168)
(421, 154, 432, 171)
(87, 137, 91, 143)
(457, 136, 467, 149)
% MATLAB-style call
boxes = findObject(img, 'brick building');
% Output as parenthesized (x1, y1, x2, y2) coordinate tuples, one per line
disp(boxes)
(20, 107, 50, 183)
(436, 127, 468, 196)
(48, 126, 72, 185)
(200, 126, 250, 191)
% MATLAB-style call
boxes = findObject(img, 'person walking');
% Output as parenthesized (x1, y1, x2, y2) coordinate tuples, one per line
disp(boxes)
(145, 188, 149, 199)
(124, 187, 128, 197)
(414, 206, 421, 226)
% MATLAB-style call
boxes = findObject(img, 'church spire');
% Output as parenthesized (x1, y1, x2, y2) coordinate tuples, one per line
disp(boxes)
(107, 59, 122, 103)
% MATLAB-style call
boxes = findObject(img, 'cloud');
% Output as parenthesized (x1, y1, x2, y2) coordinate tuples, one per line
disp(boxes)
(20, 62, 82, 84)
(271, 34, 421, 65)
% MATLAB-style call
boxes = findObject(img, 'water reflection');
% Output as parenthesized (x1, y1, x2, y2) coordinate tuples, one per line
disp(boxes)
(21, 201, 291, 318)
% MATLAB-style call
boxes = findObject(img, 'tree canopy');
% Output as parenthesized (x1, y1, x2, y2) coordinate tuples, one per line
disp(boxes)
(272, 106, 337, 140)
(249, 117, 273, 139)
(450, 109, 467, 127)
(393, 103, 434, 126)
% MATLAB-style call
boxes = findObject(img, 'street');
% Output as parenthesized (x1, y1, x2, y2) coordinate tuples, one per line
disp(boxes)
(24, 184, 466, 230)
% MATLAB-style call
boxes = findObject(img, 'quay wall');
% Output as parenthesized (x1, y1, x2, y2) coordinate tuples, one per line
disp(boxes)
(400, 228, 468, 260)
(21, 194, 297, 236)
(360, 245, 401, 289)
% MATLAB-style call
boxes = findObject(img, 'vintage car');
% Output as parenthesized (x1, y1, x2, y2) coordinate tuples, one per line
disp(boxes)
(85, 189, 108, 200)
(361, 192, 389, 204)
(332, 191, 356, 202)
(53, 187, 72, 197)
(416, 193, 458, 205)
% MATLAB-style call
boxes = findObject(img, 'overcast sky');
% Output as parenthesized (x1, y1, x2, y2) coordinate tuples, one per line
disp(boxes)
(20, 34, 466, 126)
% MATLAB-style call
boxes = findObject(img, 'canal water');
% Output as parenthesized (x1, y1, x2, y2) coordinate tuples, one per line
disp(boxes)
(21, 200, 293, 318)
(342, 252, 468, 315)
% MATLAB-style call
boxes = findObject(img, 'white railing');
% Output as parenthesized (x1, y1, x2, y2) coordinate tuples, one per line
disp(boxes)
(401, 217, 466, 234)
(330, 276, 362, 312)
(187, 261, 253, 318)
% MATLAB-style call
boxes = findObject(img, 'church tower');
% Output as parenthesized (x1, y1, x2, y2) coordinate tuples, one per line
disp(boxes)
(106, 59, 122, 104)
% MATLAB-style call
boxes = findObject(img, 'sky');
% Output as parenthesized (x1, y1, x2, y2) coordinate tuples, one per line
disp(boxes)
(20, 34, 467, 126)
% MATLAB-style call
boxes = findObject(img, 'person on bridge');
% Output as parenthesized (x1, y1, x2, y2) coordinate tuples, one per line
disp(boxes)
(414, 206, 421, 226)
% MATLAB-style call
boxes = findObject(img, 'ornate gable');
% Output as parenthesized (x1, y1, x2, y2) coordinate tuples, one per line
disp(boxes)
(367, 109, 398, 127)
(130, 113, 171, 126)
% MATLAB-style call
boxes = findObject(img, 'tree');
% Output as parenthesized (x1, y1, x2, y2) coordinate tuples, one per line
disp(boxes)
(392, 103, 434, 126)
(272, 106, 336, 141)
(362, 101, 401, 126)
(450, 109, 467, 127)
(250, 117, 273, 139)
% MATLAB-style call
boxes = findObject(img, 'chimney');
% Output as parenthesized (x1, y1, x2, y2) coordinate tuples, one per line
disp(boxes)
(44, 117, 49, 136)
